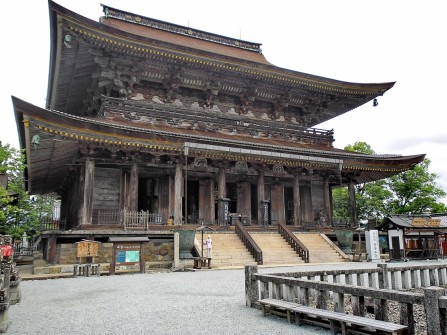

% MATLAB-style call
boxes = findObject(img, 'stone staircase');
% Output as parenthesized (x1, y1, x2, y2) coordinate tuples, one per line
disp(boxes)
(195, 233, 256, 268)
(193, 231, 348, 268)
(295, 233, 347, 263)
(250, 232, 306, 266)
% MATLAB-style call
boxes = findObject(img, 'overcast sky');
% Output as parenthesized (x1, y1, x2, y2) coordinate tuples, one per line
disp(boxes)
(2, 1, 446, 202)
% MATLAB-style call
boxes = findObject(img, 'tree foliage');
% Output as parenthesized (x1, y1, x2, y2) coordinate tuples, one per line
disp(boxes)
(386, 159, 447, 214)
(331, 141, 447, 224)
(0, 142, 58, 240)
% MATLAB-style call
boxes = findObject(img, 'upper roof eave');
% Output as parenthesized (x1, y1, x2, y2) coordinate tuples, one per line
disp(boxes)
(47, 1, 395, 98)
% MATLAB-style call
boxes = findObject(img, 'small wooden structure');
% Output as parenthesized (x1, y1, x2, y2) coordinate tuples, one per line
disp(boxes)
(376, 213, 447, 260)
(109, 237, 149, 275)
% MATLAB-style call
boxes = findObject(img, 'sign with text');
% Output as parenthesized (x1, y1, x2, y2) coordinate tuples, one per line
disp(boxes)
(411, 218, 441, 227)
(411, 218, 427, 226)
(365, 230, 381, 261)
(115, 244, 140, 264)
(427, 219, 441, 227)
(76, 241, 99, 258)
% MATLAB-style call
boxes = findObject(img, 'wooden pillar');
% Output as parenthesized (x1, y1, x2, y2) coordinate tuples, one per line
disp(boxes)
(257, 171, 265, 226)
(300, 181, 313, 223)
(80, 157, 94, 225)
(237, 181, 251, 218)
(168, 175, 175, 219)
(271, 183, 285, 225)
(323, 175, 331, 226)
(218, 166, 226, 199)
(47, 235, 57, 263)
(122, 171, 130, 212)
(293, 174, 301, 226)
(217, 166, 227, 226)
(199, 178, 215, 224)
(174, 162, 183, 225)
(129, 162, 139, 212)
(158, 176, 170, 222)
(348, 180, 357, 227)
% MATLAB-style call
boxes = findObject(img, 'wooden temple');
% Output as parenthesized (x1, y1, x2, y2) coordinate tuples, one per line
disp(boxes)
(12, 2, 425, 265)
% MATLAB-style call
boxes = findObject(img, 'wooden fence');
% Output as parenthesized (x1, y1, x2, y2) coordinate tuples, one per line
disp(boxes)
(245, 263, 447, 335)
(97, 210, 164, 229)
(123, 211, 164, 230)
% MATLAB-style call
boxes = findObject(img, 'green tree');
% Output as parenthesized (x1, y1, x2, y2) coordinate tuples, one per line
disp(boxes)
(0, 142, 58, 240)
(331, 141, 447, 223)
(332, 142, 391, 223)
(386, 159, 447, 214)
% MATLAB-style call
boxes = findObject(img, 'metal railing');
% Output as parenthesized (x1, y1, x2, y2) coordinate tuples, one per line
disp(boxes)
(234, 221, 263, 264)
(277, 222, 309, 263)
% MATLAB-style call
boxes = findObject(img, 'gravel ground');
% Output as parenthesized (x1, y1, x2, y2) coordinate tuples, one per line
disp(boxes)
(8, 261, 443, 335)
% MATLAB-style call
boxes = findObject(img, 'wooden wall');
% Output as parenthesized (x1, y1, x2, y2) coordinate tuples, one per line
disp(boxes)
(92, 167, 121, 223)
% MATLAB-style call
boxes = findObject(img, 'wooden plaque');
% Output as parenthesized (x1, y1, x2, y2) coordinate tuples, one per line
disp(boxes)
(411, 218, 427, 227)
(77, 241, 99, 257)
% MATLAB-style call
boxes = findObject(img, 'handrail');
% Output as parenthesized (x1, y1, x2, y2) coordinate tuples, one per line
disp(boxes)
(234, 221, 263, 265)
(278, 222, 309, 263)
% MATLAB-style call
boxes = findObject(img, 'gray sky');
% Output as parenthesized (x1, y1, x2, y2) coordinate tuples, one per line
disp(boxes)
(2, 0, 446, 202)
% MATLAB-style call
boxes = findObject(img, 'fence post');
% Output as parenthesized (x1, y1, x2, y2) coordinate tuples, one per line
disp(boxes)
(424, 286, 445, 335)
(377, 263, 389, 289)
(245, 265, 259, 308)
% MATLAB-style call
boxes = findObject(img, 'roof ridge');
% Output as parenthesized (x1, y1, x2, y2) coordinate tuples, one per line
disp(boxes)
(100, 4, 262, 53)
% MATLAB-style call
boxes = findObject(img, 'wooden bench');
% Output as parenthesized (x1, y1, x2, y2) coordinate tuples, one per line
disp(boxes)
(258, 298, 407, 335)
(192, 257, 211, 269)
(259, 298, 299, 323)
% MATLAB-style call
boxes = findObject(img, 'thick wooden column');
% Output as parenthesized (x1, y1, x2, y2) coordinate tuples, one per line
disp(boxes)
(218, 166, 226, 199)
(237, 181, 251, 219)
(322, 176, 331, 226)
(199, 178, 215, 224)
(168, 175, 175, 219)
(348, 180, 357, 227)
(217, 165, 227, 226)
(129, 162, 139, 212)
(301, 181, 313, 223)
(80, 157, 94, 225)
(293, 174, 301, 226)
(257, 171, 265, 226)
(270, 183, 285, 225)
(158, 176, 170, 222)
(174, 162, 183, 225)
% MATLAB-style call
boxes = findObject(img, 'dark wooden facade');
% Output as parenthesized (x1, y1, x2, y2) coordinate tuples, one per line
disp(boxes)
(13, 2, 425, 231)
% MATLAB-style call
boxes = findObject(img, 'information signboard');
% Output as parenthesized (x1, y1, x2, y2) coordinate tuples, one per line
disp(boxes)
(115, 244, 140, 265)
(76, 240, 99, 258)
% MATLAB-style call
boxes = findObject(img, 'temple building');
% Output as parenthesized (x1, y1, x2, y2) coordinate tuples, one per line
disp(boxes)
(12, 2, 424, 268)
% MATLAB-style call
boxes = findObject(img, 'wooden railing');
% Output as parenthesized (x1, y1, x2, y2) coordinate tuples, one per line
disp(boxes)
(124, 211, 164, 230)
(245, 263, 447, 335)
(277, 222, 309, 263)
(234, 221, 263, 264)
(40, 217, 65, 231)
(97, 210, 123, 225)
(96, 210, 164, 229)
